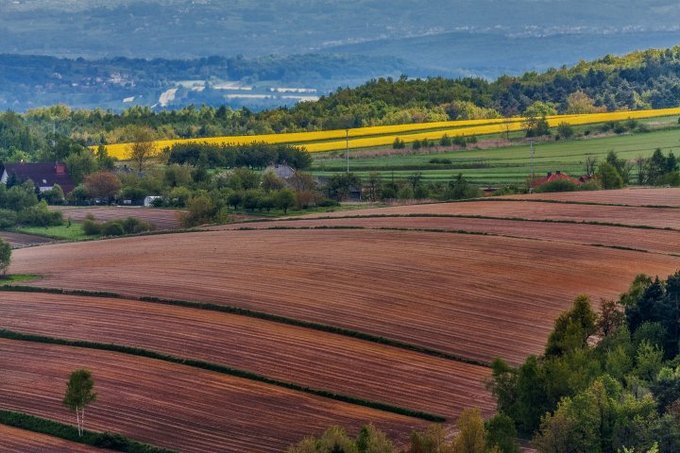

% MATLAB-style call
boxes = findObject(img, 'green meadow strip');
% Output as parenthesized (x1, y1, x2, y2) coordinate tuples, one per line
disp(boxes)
(0, 329, 445, 423)
(0, 410, 175, 452)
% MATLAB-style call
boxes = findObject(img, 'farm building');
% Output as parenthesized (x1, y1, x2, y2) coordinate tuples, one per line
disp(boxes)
(0, 162, 76, 194)
(530, 170, 582, 189)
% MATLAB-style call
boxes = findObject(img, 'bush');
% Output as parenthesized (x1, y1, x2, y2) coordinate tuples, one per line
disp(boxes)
(120, 217, 153, 234)
(534, 179, 578, 193)
(0, 209, 17, 228)
(429, 158, 452, 164)
(16, 202, 63, 227)
(317, 198, 340, 207)
(82, 218, 102, 235)
(101, 221, 125, 237)
(579, 181, 601, 191)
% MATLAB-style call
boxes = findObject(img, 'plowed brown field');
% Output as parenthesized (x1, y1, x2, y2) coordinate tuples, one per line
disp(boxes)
(0, 424, 102, 452)
(218, 216, 680, 256)
(500, 188, 680, 207)
(0, 291, 494, 419)
(0, 231, 54, 248)
(0, 340, 425, 453)
(295, 200, 680, 229)
(51, 206, 184, 230)
(11, 229, 680, 364)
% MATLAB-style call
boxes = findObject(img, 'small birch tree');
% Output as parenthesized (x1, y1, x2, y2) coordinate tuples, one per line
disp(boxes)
(63, 369, 97, 436)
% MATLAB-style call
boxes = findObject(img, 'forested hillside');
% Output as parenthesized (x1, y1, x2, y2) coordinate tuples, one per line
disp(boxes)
(2, 45, 680, 155)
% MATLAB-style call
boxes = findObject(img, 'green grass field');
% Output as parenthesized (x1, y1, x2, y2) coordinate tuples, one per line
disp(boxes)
(312, 123, 680, 186)
(15, 224, 92, 241)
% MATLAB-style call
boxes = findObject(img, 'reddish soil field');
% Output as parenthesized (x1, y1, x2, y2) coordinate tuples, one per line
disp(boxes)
(500, 188, 680, 207)
(0, 291, 494, 420)
(51, 206, 184, 230)
(0, 424, 102, 452)
(0, 231, 54, 248)
(0, 340, 425, 453)
(297, 200, 680, 229)
(11, 229, 680, 364)
(218, 216, 680, 256)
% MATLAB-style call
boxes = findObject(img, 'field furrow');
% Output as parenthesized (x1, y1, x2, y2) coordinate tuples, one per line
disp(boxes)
(0, 424, 103, 452)
(218, 216, 680, 255)
(296, 200, 680, 229)
(499, 187, 680, 207)
(51, 207, 184, 230)
(0, 340, 426, 453)
(0, 292, 494, 420)
(11, 229, 680, 364)
(0, 231, 54, 248)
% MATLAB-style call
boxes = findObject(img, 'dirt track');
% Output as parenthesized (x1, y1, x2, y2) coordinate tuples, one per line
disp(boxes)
(0, 340, 425, 453)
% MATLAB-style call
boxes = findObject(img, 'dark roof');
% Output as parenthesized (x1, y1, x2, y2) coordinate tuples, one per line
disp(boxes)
(1, 162, 75, 194)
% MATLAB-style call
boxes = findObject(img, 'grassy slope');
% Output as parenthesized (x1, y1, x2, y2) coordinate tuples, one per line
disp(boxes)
(312, 122, 680, 185)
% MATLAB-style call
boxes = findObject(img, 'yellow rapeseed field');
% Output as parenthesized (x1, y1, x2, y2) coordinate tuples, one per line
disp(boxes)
(99, 107, 680, 159)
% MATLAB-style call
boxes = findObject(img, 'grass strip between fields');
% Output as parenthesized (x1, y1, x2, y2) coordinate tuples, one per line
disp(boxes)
(0, 329, 446, 423)
(0, 410, 176, 453)
(0, 285, 491, 370)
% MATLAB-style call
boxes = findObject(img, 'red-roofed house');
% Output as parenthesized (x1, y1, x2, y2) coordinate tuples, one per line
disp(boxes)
(530, 170, 582, 189)
(0, 162, 76, 194)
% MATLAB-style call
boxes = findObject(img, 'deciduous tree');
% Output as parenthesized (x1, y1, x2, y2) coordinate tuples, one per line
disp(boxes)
(63, 369, 96, 437)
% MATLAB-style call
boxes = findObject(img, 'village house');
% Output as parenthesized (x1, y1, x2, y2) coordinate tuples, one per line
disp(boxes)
(530, 170, 583, 189)
(0, 162, 76, 194)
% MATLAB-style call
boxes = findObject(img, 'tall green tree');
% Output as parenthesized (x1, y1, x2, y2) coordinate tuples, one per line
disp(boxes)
(63, 369, 97, 437)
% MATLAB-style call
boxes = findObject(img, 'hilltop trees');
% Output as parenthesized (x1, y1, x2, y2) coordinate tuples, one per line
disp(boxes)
(63, 369, 97, 437)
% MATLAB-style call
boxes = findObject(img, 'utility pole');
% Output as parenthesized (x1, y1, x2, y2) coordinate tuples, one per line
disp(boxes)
(345, 128, 350, 173)
(529, 139, 535, 193)
(530, 140, 535, 180)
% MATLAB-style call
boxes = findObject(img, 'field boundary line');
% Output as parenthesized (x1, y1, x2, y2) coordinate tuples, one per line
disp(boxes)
(0, 285, 491, 368)
(0, 410, 176, 452)
(471, 197, 680, 209)
(263, 213, 680, 232)
(231, 224, 674, 256)
(0, 330, 447, 422)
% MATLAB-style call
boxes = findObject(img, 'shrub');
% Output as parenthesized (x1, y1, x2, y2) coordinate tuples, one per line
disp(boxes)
(82, 218, 102, 235)
(534, 179, 578, 193)
(100, 221, 125, 237)
(120, 217, 153, 234)
(0, 209, 17, 228)
(429, 158, 452, 165)
(318, 198, 340, 207)
(16, 202, 63, 227)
